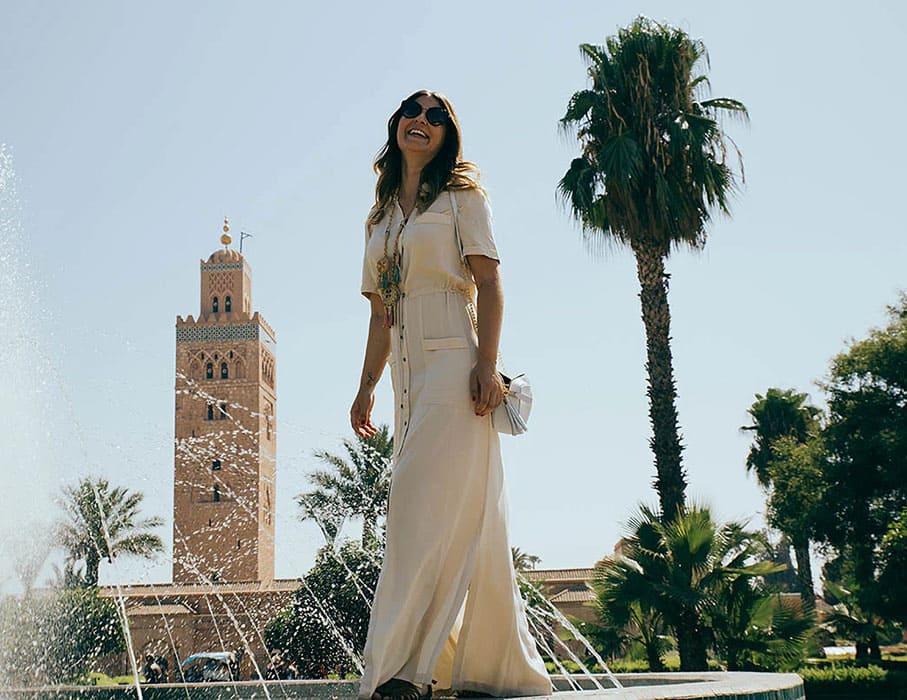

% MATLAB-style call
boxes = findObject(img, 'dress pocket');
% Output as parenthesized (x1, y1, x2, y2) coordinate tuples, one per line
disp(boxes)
(422, 337, 471, 404)
(422, 336, 469, 351)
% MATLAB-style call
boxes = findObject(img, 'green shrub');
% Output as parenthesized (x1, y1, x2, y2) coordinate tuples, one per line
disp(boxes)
(265, 541, 381, 678)
(799, 665, 907, 699)
(0, 588, 125, 685)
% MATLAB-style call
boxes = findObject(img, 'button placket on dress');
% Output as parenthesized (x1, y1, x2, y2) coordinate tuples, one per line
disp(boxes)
(394, 205, 413, 455)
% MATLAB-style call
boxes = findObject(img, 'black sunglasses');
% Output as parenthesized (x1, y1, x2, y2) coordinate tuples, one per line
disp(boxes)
(399, 99, 450, 127)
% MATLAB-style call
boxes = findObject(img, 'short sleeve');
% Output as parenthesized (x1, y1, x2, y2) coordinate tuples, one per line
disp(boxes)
(360, 220, 379, 298)
(456, 188, 499, 261)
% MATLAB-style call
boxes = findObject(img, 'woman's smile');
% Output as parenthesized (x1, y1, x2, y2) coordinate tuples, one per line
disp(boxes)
(396, 95, 446, 156)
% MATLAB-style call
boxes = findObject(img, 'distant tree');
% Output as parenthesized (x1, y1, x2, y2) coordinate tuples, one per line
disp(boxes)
(559, 17, 747, 519)
(741, 388, 823, 611)
(56, 477, 164, 588)
(820, 578, 892, 661)
(813, 295, 907, 657)
(742, 389, 821, 487)
(877, 507, 907, 624)
(511, 547, 542, 572)
(761, 533, 800, 594)
(10, 527, 54, 597)
(0, 588, 124, 685)
(49, 558, 90, 590)
(297, 426, 393, 549)
(266, 541, 381, 678)
(763, 435, 826, 611)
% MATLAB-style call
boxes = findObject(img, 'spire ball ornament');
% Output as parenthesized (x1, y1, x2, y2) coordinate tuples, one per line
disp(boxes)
(221, 216, 232, 246)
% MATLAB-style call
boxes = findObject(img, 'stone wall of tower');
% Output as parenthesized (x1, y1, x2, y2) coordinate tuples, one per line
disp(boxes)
(199, 259, 253, 317)
(172, 250, 276, 584)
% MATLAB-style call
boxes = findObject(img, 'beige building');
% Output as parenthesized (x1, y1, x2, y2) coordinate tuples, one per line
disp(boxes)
(523, 568, 597, 625)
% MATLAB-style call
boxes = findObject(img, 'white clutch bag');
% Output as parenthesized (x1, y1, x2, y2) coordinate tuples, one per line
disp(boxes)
(493, 373, 532, 436)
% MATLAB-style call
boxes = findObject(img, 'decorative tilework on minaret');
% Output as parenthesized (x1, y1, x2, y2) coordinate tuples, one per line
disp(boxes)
(172, 222, 277, 584)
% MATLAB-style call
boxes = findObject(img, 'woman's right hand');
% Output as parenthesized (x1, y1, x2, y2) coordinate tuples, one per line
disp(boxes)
(350, 388, 378, 438)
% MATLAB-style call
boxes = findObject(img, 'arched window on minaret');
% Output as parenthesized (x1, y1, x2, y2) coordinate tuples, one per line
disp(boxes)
(225, 296, 232, 312)
(206, 362, 214, 379)
(220, 362, 229, 379)
(213, 484, 221, 502)
(206, 403, 214, 421)
(212, 296, 219, 313)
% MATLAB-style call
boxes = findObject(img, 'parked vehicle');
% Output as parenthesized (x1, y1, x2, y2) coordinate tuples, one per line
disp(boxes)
(180, 651, 235, 682)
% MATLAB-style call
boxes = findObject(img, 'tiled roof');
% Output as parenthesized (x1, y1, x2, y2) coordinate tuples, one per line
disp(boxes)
(98, 579, 302, 598)
(521, 568, 594, 583)
(549, 588, 596, 604)
(127, 603, 194, 616)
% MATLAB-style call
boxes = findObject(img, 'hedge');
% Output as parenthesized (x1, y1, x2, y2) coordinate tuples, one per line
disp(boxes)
(800, 665, 907, 699)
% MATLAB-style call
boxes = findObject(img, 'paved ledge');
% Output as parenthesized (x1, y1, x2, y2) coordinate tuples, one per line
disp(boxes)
(551, 672, 805, 699)
(0, 673, 805, 700)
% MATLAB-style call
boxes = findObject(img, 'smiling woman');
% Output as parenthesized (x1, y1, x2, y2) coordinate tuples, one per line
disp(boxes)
(349, 91, 551, 700)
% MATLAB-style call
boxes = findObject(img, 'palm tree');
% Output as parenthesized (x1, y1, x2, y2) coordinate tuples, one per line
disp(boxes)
(594, 587, 667, 671)
(511, 546, 542, 572)
(741, 388, 821, 487)
(595, 504, 778, 671)
(297, 426, 393, 550)
(56, 477, 164, 588)
(821, 581, 884, 661)
(741, 389, 822, 610)
(12, 527, 54, 596)
(559, 17, 747, 519)
(709, 540, 812, 671)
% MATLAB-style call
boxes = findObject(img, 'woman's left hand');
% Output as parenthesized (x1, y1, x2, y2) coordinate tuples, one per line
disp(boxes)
(470, 358, 504, 417)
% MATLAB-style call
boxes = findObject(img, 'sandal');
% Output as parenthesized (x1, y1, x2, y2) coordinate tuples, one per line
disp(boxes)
(373, 678, 432, 700)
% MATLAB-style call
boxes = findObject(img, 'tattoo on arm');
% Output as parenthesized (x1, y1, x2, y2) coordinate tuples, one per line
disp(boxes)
(365, 371, 376, 387)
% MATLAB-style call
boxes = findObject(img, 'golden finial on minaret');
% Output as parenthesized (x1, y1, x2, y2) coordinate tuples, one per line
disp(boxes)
(220, 216, 232, 247)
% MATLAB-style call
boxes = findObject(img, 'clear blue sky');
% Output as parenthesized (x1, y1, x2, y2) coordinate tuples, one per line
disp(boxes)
(2, 1, 906, 590)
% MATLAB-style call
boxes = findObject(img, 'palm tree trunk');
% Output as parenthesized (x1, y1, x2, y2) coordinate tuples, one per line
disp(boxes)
(633, 243, 686, 519)
(362, 512, 377, 550)
(644, 637, 665, 671)
(791, 536, 815, 613)
(674, 613, 709, 671)
(726, 643, 741, 672)
(86, 549, 100, 588)
(869, 630, 881, 660)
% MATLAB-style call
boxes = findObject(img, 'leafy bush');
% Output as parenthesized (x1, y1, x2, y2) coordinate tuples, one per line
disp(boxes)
(802, 667, 902, 696)
(265, 541, 381, 678)
(799, 665, 907, 699)
(0, 588, 125, 685)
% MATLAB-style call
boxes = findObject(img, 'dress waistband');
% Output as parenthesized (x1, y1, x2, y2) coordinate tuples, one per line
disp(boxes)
(399, 285, 473, 301)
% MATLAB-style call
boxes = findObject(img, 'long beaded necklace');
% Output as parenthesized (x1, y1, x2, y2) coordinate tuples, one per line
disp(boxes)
(377, 198, 409, 328)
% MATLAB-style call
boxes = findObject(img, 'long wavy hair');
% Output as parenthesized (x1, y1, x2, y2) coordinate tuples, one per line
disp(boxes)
(369, 89, 482, 226)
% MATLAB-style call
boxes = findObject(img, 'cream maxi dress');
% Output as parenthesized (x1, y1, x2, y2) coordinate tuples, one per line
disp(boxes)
(358, 188, 551, 699)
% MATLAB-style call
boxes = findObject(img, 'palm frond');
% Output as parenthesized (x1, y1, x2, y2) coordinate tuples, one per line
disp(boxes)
(560, 18, 746, 255)
(701, 98, 750, 124)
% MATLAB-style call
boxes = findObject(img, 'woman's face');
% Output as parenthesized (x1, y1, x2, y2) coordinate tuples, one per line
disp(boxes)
(396, 94, 447, 163)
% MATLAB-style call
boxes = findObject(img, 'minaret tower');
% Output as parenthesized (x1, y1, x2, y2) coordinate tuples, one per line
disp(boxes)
(172, 219, 277, 583)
